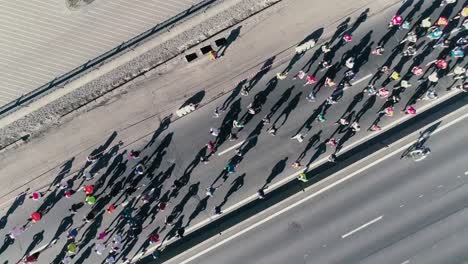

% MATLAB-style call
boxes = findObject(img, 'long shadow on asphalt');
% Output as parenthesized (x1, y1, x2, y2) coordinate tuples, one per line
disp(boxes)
(140, 92, 467, 263)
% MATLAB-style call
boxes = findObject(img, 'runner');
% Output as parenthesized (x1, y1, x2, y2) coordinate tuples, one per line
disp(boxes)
(292, 70, 306, 80)
(303, 74, 317, 86)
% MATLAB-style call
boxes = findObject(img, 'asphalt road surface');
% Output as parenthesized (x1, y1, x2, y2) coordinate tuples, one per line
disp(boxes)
(189, 116, 468, 264)
(0, 0, 466, 263)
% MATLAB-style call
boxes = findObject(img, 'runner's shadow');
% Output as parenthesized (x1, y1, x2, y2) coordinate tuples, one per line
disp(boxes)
(355, 94, 376, 122)
(284, 28, 324, 73)
(265, 86, 294, 119)
(247, 57, 276, 91)
(144, 114, 172, 149)
(217, 26, 242, 56)
(50, 215, 73, 243)
(87, 131, 118, 162)
(297, 131, 322, 163)
(261, 158, 288, 189)
(186, 196, 209, 227)
(48, 158, 74, 190)
(272, 92, 302, 131)
(73, 244, 93, 263)
(23, 230, 44, 257)
(348, 8, 369, 35)
(306, 142, 327, 167)
(0, 236, 14, 255)
(0, 190, 28, 229)
(171, 182, 200, 219)
(180, 90, 205, 109)
(397, 0, 415, 14)
(220, 80, 245, 111)
(329, 18, 350, 44)
(216, 173, 246, 210)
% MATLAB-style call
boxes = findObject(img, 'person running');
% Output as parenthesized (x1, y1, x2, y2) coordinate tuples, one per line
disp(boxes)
(379, 106, 394, 117)
(8, 226, 26, 240)
(292, 70, 306, 80)
(326, 138, 338, 147)
(135, 163, 145, 175)
(343, 34, 352, 43)
(267, 126, 277, 136)
(29, 190, 48, 201)
(306, 91, 316, 102)
(389, 14, 403, 28)
(83, 211, 96, 223)
(351, 121, 361, 132)
(303, 75, 317, 86)
(402, 105, 417, 115)
(411, 66, 424, 76)
(292, 161, 302, 169)
(94, 243, 106, 255)
(372, 46, 384, 55)
(149, 233, 160, 244)
(345, 57, 355, 69)
(110, 234, 123, 254)
(363, 84, 377, 95)
(319, 60, 332, 71)
(291, 133, 305, 143)
(233, 120, 244, 128)
(377, 87, 391, 98)
(400, 31, 417, 44)
(325, 77, 336, 87)
(128, 150, 140, 159)
(67, 228, 79, 240)
(210, 128, 220, 137)
(447, 65, 466, 79)
(321, 43, 332, 53)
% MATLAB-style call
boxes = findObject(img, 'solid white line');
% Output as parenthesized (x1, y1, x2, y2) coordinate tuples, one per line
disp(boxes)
(218, 140, 245, 156)
(465, 171, 468, 175)
(401, 260, 410, 264)
(341, 215, 383, 238)
(351, 73, 373, 85)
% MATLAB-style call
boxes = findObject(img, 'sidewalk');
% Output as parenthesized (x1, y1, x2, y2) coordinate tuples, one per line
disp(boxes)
(0, 0, 401, 207)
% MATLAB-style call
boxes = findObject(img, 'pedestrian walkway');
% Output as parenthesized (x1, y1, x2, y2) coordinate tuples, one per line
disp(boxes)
(0, 0, 206, 107)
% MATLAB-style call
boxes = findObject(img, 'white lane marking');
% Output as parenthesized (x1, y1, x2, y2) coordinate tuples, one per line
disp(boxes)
(464, 171, 468, 175)
(136, 95, 468, 262)
(341, 215, 383, 239)
(457, 175, 461, 178)
(351, 73, 373, 85)
(400, 204, 404, 208)
(401, 260, 410, 264)
(218, 140, 245, 156)
(418, 194, 424, 198)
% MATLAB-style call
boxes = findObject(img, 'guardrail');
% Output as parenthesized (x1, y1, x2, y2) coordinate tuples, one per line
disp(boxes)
(0, 0, 218, 119)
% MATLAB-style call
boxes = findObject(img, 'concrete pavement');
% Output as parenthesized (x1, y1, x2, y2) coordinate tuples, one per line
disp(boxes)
(0, 0, 207, 107)
(181, 107, 468, 264)
(0, 0, 466, 263)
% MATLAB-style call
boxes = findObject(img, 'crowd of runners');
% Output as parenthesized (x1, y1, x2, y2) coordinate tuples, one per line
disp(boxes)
(1, 1, 467, 263)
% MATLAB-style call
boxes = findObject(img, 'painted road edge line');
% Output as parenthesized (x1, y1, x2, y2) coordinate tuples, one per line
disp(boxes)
(341, 215, 384, 238)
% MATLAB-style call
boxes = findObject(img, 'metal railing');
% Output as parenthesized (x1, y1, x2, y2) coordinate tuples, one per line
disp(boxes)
(0, 0, 218, 119)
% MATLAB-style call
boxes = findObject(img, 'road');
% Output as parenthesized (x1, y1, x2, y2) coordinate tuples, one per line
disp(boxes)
(0, 0, 206, 107)
(188, 115, 468, 264)
(0, 0, 466, 263)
